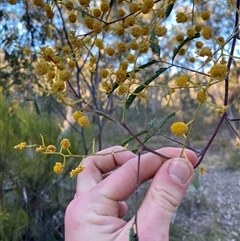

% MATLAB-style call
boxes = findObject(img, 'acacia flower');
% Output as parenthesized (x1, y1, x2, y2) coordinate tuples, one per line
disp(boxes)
(70, 165, 85, 177)
(197, 90, 207, 103)
(176, 12, 188, 23)
(176, 74, 189, 88)
(46, 145, 57, 152)
(201, 26, 212, 39)
(199, 166, 207, 175)
(53, 162, 64, 174)
(35, 146, 45, 153)
(236, 141, 240, 148)
(14, 142, 27, 150)
(77, 116, 89, 128)
(171, 122, 188, 136)
(73, 110, 84, 120)
(210, 64, 228, 80)
(61, 139, 71, 149)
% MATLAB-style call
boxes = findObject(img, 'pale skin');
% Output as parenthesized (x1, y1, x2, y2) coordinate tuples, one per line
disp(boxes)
(65, 146, 197, 241)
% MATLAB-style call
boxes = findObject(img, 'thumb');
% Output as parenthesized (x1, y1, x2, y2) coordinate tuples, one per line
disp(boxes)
(137, 158, 194, 240)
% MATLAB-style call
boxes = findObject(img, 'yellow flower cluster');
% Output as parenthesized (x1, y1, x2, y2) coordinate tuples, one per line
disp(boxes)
(176, 74, 189, 88)
(199, 166, 207, 175)
(170, 122, 188, 136)
(53, 162, 64, 174)
(46, 145, 57, 152)
(14, 142, 27, 150)
(202, 26, 212, 39)
(176, 12, 188, 23)
(61, 138, 71, 149)
(197, 90, 207, 103)
(70, 165, 85, 177)
(72, 111, 89, 128)
(77, 116, 89, 128)
(210, 64, 228, 80)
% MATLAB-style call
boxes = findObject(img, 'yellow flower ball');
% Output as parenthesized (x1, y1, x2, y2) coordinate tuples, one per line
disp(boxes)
(84, 17, 94, 29)
(176, 12, 188, 23)
(178, 48, 186, 56)
(117, 42, 127, 53)
(78, 0, 90, 8)
(117, 8, 125, 17)
(93, 8, 101, 18)
(7, 0, 17, 5)
(60, 138, 71, 149)
(170, 122, 188, 136)
(201, 11, 211, 20)
(65, 1, 74, 10)
(176, 74, 189, 88)
(62, 45, 71, 55)
(46, 145, 57, 152)
(78, 116, 89, 128)
(44, 4, 51, 11)
(95, 38, 104, 49)
(100, 2, 110, 13)
(131, 26, 142, 38)
(141, 26, 150, 36)
(102, 82, 112, 93)
(195, 41, 204, 49)
(129, 41, 138, 50)
(197, 90, 207, 103)
(199, 47, 212, 57)
(33, 0, 43, 7)
(201, 26, 212, 39)
(124, 16, 135, 28)
(36, 61, 48, 75)
(73, 110, 84, 120)
(93, 23, 102, 34)
(106, 47, 115, 56)
(176, 33, 184, 42)
(155, 26, 167, 37)
(53, 162, 64, 174)
(187, 28, 195, 38)
(129, 3, 139, 13)
(115, 68, 127, 82)
(139, 42, 149, 53)
(195, 24, 203, 32)
(69, 13, 77, 23)
(46, 10, 54, 19)
(209, 64, 228, 80)
(59, 70, 71, 81)
(100, 69, 109, 78)
(68, 60, 76, 69)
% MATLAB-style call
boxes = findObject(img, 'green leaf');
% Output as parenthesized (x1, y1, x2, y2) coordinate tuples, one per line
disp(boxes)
(147, 118, 157, 128)
(129, 226, 136, 241)
(150, 29, 161, 57)
(158, 112, 175, 129)
(120, 130, 148, 147)
(165, 3, 174, 18)
(107, 60, 158, 96)
(34, 97, 41, 115)
(172, 33, 200, 61)
(125, 67, 169, 109)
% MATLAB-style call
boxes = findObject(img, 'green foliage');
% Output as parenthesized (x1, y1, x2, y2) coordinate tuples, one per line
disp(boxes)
(0, 94, 80, 241)
(125, 67, 170, 109)
(150, 29, 161, 57)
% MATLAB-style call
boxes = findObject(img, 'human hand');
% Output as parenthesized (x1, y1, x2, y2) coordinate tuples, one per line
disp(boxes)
(65, 146, 197, 241)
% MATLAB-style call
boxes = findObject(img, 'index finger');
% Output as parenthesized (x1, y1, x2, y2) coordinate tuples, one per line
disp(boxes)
(76, 146, 136, 195)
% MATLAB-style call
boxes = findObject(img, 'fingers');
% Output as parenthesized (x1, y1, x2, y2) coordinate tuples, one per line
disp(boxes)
(96, 147, 197, 202)
(136, 157, 195, 240)
(76, 146, 136, 196)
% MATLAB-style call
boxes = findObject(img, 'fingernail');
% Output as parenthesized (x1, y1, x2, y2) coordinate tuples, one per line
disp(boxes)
(168, 158, 192, 184)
